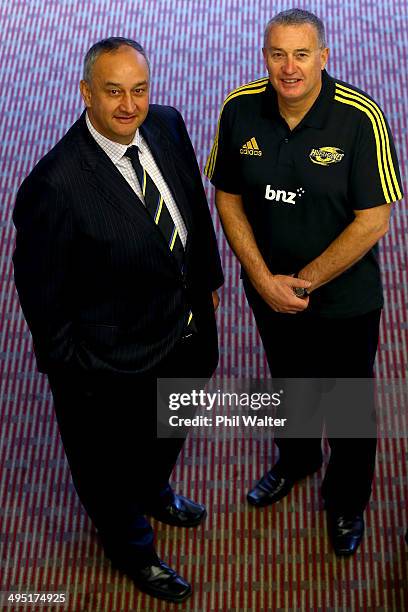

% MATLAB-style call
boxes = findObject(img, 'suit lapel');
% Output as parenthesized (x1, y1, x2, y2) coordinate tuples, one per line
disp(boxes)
(88, 151, 148, 223)
(76, 114, 167, 238)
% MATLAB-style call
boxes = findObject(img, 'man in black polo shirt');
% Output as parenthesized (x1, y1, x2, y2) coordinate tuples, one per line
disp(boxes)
(205, 8, 403, 555)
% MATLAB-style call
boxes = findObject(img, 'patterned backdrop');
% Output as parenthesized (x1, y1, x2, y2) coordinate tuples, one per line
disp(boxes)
(0, 1, 407, 611)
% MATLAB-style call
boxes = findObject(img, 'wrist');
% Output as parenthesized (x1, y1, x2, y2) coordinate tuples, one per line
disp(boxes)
(249, 270, 275, 294)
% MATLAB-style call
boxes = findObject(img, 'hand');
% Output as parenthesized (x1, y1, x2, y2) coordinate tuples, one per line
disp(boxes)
(253, 274, 311, 314)
(212, 290, 220, 312)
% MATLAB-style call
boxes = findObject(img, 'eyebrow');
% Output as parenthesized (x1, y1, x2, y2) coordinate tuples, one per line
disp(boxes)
(269, 47, 312, 52)
(104, 80, 149, 87)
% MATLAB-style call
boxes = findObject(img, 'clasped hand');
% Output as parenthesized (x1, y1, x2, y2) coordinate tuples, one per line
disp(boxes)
(256, 274, 311, 314)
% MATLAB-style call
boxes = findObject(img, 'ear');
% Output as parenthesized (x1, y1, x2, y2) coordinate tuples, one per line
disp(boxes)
(320, 47, 329, 70)
(80, 80, 92, 107)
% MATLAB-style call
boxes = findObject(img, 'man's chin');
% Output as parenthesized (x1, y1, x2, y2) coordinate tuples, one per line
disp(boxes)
(111, 126, 139, 145)
(278, 84, 304, 98)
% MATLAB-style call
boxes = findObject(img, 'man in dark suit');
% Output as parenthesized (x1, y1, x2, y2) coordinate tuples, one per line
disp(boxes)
(13, 37, 223, 603)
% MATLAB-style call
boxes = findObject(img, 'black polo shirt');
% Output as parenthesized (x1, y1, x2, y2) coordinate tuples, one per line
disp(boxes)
(205, 71, 403, 317)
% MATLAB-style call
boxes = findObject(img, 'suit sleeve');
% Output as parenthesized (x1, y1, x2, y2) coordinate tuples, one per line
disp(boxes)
(12, 173, 76, 372)
(175, 109, 224, 291)
(350, 109, 403, 209)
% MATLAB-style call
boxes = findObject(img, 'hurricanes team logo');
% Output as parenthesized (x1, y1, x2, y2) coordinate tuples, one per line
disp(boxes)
(309, 146, 345, 166)
(240, 137, 262, 156)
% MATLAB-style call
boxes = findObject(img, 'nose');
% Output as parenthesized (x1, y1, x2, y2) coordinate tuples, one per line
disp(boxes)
(119, 92, 135, 114)
(282, 55, 296, 74)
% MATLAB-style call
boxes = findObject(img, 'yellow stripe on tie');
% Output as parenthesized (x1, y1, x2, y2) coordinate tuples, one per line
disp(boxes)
(205, 80, 268, 180)
(187, 311, 193, 326)
(169, 227, 178, 251)
(142, 169, 147, 196)
(335, 83, 402, 202)
(155, 196, 163, 224)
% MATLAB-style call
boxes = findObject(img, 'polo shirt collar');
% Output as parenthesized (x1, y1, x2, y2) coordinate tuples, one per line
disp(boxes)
(261, 69, 336, 130)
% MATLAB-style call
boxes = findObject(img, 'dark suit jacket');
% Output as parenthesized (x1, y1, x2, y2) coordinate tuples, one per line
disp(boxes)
(13, 107, 223, 375)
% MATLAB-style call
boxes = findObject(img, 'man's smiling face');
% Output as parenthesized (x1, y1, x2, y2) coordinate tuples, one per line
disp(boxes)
(263, 23, 329, 108)
(80, 45, 150, 144)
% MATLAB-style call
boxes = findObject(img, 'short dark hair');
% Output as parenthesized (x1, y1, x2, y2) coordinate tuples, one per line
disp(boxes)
(83, 37, 149, 82)
(264, 9, 326, 48)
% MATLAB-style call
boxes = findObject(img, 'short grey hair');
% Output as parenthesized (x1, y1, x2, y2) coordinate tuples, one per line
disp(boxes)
(264, 9, 327, 49)
(83, 37, 150, 82)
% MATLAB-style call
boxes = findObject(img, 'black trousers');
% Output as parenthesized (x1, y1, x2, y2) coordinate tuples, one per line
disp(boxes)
(244, 280, 381, 513)
(48, 332, 215, 569)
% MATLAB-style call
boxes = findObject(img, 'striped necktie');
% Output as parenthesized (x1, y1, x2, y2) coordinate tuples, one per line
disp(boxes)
(125, 145, 196, 335)
(125, 145, 185, 270)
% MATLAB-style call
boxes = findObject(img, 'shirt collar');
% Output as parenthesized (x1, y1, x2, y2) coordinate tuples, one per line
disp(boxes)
(85, 112, 142, 162)
(261, 69, 336, 130)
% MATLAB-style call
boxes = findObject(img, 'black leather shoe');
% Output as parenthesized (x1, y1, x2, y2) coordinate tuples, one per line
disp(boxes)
(247, 462, 321, 508)
(150, 494, 206, 527)
(247, 468, 294, 507)
(129, 560, 192, 602)
(327, 512, 364, 556)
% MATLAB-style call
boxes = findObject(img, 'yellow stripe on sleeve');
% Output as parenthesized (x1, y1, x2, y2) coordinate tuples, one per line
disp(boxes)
(335, 83, 402, 202)
(205, 79, 269, 181)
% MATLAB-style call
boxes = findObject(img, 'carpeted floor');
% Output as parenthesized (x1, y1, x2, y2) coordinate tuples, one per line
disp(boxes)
(1, 0, 407, 610)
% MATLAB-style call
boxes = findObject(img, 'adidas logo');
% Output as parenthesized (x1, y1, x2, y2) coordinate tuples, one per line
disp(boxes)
(240, 137, 262, 156)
